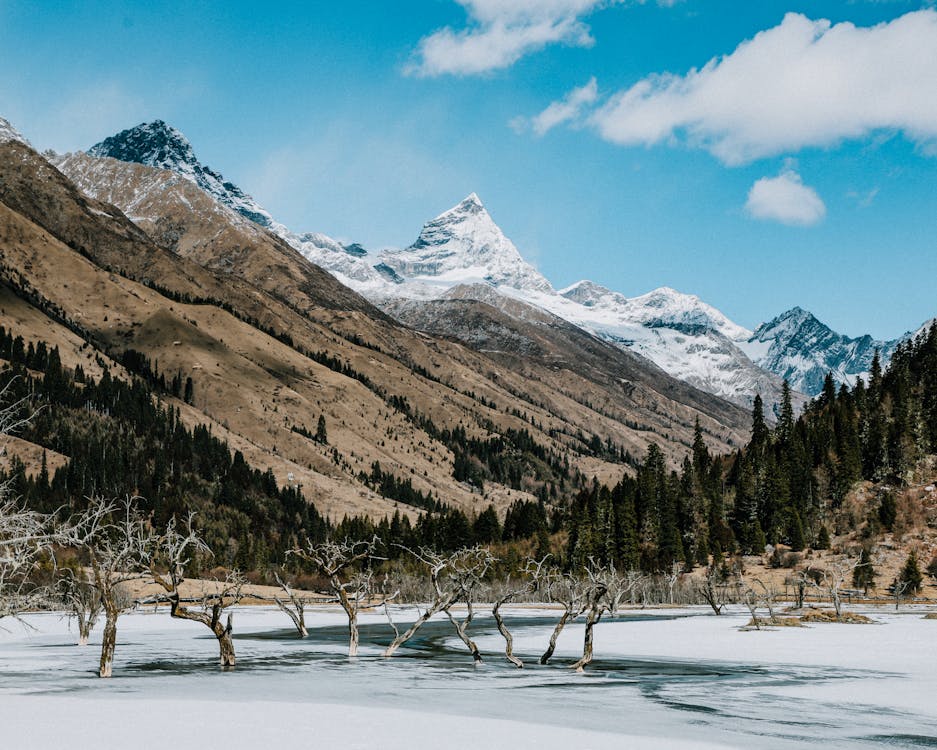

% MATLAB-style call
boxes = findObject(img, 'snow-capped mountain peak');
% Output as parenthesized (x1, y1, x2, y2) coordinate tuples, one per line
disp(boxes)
(560, 280, 627, 307)
(626, 287, 752, 341)
(89, 120, 196, 173)
(0, 116, 29, 146)
(88, 120, 276, 228)
(739, 306, 898, 395)
(377, 194, 554, 295)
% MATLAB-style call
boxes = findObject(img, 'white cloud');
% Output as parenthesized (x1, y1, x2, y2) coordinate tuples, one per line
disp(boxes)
(745, 169, 826, 226)
(513, 77, 598, 135)
(408, 1, 601, 77)
(408, 1, 679, 77)
(577, 10, 937, 164)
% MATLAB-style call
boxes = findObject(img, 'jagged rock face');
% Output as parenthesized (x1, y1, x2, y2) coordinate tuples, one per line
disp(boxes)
(377, 193, 554, 295)
(741, 307, 900, 395)
(89, 120, 276, 227)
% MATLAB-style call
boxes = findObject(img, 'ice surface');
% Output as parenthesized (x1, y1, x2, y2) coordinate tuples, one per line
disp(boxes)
(1, 606, 935, 749)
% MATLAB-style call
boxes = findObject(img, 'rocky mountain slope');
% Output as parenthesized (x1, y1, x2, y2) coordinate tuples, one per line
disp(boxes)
(1, 121, 753, 526)
(740, 306, 918, 395)
(89, 120, 277, 228)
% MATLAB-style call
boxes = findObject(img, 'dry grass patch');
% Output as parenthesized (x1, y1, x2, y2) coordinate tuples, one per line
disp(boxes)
(800, 609, 874, 624)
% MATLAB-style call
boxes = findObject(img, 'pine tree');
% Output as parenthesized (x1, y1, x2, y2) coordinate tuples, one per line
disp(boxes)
(750, 395, 769, 452)
(692, 418, 710, 474)
(316, 414, 328, 444)
(899, 550, 923, 594)
(777, 380, 795, 446)
(815, 525, 831, 550)
(787, 511, 805, 552)
(472, 504, 502, 544)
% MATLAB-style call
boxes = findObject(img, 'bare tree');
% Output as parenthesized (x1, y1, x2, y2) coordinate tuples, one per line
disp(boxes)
(538, 567, 588, 665)
(569, 564, 632, 673)
(151, 515, 242, 668)
(382, 546, 490, 659)
(491, 557, 550, 669)
(787, 570, 808, 610)
(891, 579, 910, 611)
(73, 496, 156, 677)
(442, 546, 495, 664)
(696, 564, 732, 615)
(0, 386, 61, 622)
(737, 574, 776, 629)
(273, 570, 308, 638)
(291, 537, 382, 656)
(59, 568, 102, 646)
(667, 562, 683, 605)
(807, 555, 868, 619)
(0, 495, 59, 622)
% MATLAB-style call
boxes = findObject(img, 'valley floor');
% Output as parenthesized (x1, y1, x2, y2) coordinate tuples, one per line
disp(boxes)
(1, 605, 935, 749)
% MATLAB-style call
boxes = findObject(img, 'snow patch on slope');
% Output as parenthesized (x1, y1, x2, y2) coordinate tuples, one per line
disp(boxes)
(0, 116, 29, 146)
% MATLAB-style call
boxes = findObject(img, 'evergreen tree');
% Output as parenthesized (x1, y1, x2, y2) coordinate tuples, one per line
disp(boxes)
(316, 414, 328, 444)
(787, 511, 805, 552)
(777, 380, 795, 446)
(472, 504, 501, 544)
(899, 549, 923, 594)
(750, 395, 769, 452)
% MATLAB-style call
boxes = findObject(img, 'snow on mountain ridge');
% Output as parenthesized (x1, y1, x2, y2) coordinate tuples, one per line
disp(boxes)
(377, 194, 554, 295)
(78, 117, 926, 408)
(740, 307, 899, 395)
(0, 116, 29, 146)
(88, 121, 277, 228)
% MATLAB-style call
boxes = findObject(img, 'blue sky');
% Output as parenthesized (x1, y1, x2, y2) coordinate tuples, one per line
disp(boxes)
(1, 0, 935, 339)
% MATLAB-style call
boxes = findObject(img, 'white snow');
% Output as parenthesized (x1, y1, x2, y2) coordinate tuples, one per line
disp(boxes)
(1, 606, 935, 749)
(376, 193, 555, 296)
(0, 116, 29, 146)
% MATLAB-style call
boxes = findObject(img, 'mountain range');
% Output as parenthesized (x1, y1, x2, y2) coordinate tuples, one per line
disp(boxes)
(71, 120, 933, 410)
(0, 114, 758, 525)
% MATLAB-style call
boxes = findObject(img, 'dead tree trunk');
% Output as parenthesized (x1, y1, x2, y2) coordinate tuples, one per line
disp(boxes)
(383, 593, 454, 657)
(68, 583, 101, 646)
(77, 606, 97, 646)
(336, 584, 361, 657)
(492, 596, 523, 668)
(274, 572, 307, 637)
(541, 609, 573, 665)
(569, 606, 603, 672)
(99, 602, 118, 678)
(151, 515, 238, 668)
(169, 596, 237, 667)
(445, 600, 482, 664)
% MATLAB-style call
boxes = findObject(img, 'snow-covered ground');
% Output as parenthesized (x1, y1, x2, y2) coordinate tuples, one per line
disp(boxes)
(1, 605, 935, 749)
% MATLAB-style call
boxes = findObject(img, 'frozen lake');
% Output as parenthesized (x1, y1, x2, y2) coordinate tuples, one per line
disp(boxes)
(1, 605, 935, 749)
